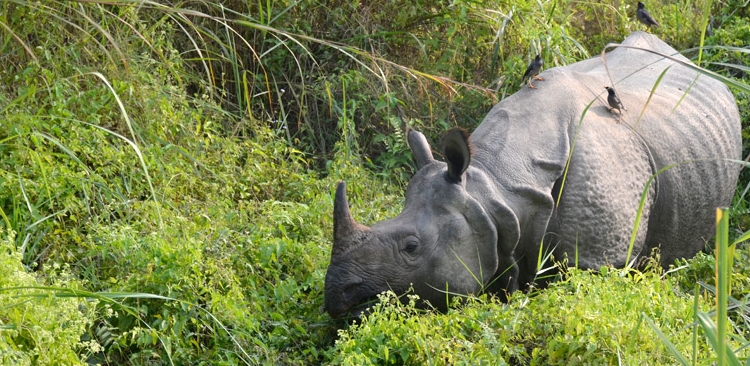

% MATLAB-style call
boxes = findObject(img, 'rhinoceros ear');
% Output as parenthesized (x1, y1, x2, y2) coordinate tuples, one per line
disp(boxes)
(407, 129, 434, 169)
(441, 128, 472, 183)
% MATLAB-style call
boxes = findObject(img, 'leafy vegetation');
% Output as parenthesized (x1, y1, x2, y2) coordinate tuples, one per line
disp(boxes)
(331, 265, 737, 365)
(0, 0, 748, 364)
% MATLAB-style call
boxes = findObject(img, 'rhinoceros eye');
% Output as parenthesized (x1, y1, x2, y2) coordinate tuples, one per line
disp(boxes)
(402, 241, 419, 255)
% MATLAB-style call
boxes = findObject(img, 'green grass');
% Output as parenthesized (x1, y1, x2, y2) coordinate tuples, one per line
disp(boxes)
(0, 0, 748, 364)
(645, 208, 750, 366)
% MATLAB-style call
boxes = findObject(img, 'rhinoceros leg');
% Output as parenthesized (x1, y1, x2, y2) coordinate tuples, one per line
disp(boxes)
(546, 121, 656, 270)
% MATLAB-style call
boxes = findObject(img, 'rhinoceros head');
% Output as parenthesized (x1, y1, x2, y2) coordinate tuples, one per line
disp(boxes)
(324, 129, 502, 318)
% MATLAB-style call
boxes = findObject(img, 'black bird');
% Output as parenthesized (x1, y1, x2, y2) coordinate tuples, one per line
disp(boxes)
(605, 86, 626, 115)
(521, 55, 544, 89)
(637, 2, 660, 28)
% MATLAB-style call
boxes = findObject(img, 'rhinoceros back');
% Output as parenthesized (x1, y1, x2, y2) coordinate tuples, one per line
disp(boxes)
(611, 34, 741, 264)
(585, 33, 742, 265)
(470, 32, 741, 270)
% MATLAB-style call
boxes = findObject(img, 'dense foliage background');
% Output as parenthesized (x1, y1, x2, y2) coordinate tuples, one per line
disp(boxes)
(0, 0, 748, 364)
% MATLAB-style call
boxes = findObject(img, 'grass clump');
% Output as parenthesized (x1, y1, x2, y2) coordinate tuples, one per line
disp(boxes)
(329, 262, 749, 365)
(330, 292, 520, 365)
(0, 230, 98, 365)
(520, 268, 701, 364)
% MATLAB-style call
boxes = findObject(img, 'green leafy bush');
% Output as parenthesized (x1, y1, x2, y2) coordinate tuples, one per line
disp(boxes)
(329, 264, 748, 365)
(0, 231, 97, 365)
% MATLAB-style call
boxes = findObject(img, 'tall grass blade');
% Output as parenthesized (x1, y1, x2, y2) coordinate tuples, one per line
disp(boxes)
(0, 19, 37, 62)
(626, 311, 644, 351)
(601, 43, 750, 94)
(83, 72, 162, 227)
(0, 84, 36, 115)
(625, 169, 656, 268)
(696, 0, 714, 66)
(33, 132, 90, 173)
(672, 75, 698, 114)
(556, 100, 595, 206)
(683, 45, 750, 55)
(220, 4, 243, 119)
(732, 230, 750, 247)
(716, 207, 730, 366)
(708, 63, 750, 75)
(695, 311, 743, 366)
(692, 284, 700, 366)
(634, 65, 671, 131)
(17, 172, 33, 215)
(644, 313, 691, 366)
(74, 2, 129, 71)
(28, 148, 52, 206)
(0, 206, 11, 230)
(449, 248, 484, 288)
(623, 158, 746, 267)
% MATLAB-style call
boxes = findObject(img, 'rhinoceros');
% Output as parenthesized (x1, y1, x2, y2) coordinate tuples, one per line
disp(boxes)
(324, 32, 742, 318)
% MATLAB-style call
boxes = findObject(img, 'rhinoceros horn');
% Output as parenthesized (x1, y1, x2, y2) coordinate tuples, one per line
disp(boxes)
(333, 181, 371, 255)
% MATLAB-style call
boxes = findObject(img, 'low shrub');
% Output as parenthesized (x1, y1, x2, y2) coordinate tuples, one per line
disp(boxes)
(0, 231, 98, 365)
(329, 262, 750, 365)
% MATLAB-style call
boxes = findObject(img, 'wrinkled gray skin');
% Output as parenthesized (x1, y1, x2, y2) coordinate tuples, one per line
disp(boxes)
(324, 32, 742, 319)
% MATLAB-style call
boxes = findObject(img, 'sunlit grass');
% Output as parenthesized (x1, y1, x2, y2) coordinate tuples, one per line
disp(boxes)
(646, 208, 750, 365)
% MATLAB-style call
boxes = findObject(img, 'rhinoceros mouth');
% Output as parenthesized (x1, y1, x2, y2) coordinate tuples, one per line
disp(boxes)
(353, 294, 383, 314)
(330, 295, 380, 320)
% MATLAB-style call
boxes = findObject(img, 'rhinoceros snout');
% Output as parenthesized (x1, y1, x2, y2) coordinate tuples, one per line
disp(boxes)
(324, 269, 366, 318)
(342, 277, 364, 302)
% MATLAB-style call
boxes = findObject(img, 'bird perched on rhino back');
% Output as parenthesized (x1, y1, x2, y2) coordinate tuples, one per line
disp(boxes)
(637, 2, 660, 28)
(605, 86, 626, 114)
(521, 55, 544, 89)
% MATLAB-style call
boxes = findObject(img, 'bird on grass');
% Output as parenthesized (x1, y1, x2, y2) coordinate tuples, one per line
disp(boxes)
(521, 55, 544, 89)
(637, 2, 660, 29)
(605, 86, 626, 118)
